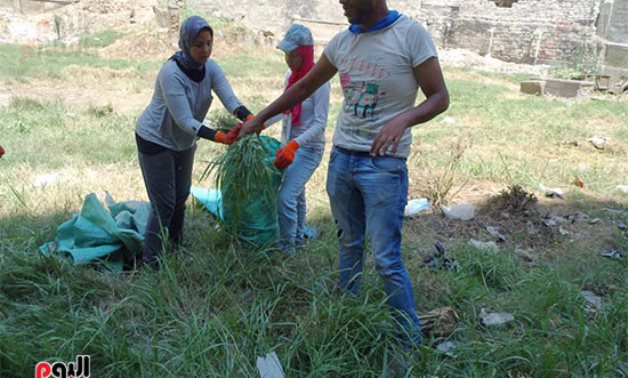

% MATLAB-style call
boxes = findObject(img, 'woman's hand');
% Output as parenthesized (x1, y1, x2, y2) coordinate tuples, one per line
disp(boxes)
(274, 140, 299, 169)
(224, 123, 243, 143)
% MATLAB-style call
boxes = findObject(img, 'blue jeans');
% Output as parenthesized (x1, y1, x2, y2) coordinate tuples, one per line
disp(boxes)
(326, 146, 420, 345)
(277, 144, 324, 251)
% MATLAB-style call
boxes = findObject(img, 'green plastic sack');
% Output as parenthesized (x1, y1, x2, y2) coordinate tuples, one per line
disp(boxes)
(220, 136, 282, 247)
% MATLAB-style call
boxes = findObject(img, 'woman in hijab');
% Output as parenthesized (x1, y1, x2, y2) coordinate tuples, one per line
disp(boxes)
(135, 15, 254, 270)
(264, 24, 331, 254)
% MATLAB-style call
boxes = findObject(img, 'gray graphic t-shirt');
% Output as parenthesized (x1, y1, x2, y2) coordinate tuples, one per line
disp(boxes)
(323, 15, 437, 158)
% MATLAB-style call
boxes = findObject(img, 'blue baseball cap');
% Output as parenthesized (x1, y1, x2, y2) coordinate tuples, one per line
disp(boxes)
(277, 24, 314, 52)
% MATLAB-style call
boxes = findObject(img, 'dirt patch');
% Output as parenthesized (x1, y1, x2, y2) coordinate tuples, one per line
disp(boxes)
(0, 73, 152, 113)
(403, 184, 623, 261)
(474, 185, 555, 248)
(100, 27, 175, 61)
(100, 22, 275, 62)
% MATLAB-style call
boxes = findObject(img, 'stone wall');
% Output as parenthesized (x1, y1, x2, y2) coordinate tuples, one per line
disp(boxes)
(418, 0, 601, 65)
(3, 0, 626, 70)
(597, 0, 628, 71)
(187, 0, 628, 69)
(0, 0, 172, 43)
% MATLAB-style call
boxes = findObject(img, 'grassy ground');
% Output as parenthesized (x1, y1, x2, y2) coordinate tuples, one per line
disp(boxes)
(0, 35, 626, 377)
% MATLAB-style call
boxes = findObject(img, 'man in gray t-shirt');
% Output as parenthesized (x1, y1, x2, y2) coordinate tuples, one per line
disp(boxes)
(241, 0, 449, 349)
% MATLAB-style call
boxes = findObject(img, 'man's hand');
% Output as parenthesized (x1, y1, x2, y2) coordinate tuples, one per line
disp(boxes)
(217, 114, 254, 145)
(239, 115, 266, 137)
(370, 58, 449, 157)
(370, 115, 410, 156)
(274, 140, 299, 169)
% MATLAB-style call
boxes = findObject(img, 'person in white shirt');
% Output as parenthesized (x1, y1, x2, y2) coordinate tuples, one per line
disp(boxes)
(240, 0, 449, 348)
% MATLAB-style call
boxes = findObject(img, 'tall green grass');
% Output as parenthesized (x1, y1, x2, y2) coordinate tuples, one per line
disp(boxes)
(1, 211, 625, 376)
(0, 49, 626, 376)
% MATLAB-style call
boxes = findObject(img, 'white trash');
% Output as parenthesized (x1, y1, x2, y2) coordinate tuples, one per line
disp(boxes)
(479, 308, 515, 326)
(581, 290, 603, 308)
(442, 116, 456, 125)
(616, 185, 628, 193)
(256, 352, 284, 378)
(404, 198, 430, 217)
(442, 203, 476, 221)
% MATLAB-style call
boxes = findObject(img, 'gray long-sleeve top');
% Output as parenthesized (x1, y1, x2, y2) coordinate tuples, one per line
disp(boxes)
(266, 70, 330, 147)
(135, 59, 243, 151)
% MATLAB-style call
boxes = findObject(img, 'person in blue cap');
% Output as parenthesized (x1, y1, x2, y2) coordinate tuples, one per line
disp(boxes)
(262, 24, 330, 254)
(240, 0, 449, 351)
(135, 15, 255, 270)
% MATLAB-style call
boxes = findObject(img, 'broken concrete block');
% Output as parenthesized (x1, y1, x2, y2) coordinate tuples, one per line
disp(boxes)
(520, 80, 546, 95)
(544, 79, 594, 98)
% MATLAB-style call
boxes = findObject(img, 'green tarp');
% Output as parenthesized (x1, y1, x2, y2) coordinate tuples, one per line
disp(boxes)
(39, 193, 149, 271)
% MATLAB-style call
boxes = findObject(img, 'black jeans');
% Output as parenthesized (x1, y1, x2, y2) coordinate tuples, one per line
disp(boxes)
(138, 145, 196, 267)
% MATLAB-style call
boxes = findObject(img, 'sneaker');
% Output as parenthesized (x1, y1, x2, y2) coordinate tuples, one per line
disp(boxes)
(276, 241, 296, 256)
(303, 225, 319, 240)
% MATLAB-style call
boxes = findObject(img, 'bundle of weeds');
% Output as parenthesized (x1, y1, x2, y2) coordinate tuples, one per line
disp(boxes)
(202, 135, 279, 237)
(493, 184, 538, 214)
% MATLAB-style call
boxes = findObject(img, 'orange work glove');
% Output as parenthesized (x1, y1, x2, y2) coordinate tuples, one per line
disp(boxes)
(214, 131, 235, 145)
(274, 140, 299, 169)
(225, 123, 243, 143)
